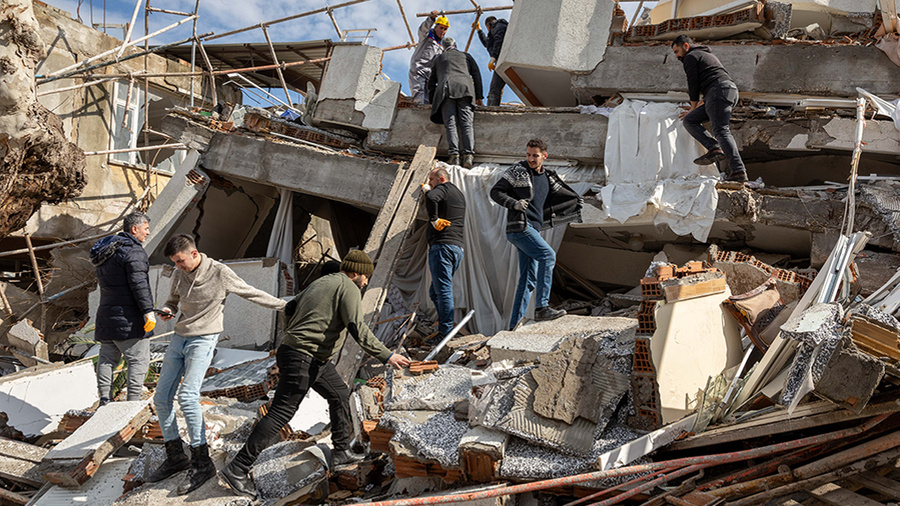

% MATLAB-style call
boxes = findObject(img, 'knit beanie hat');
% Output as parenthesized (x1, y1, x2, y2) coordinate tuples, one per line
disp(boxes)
(340, 250, 374, 276)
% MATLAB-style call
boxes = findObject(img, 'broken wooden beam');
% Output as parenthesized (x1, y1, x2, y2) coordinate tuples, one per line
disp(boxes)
(335, 144, 437, 384)
(40, 401, 151, 488)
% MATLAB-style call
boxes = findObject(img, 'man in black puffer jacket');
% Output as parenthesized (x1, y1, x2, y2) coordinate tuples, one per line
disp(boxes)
(476, 16, 508, 106)
(90, 211, 154, 404)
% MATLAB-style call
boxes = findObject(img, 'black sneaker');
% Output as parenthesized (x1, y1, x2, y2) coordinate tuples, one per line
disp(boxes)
(534, 307, 566, 322)
(220, 461, 257, 500)
(333, 449, 365, 466)
(693, 149, 726, 166)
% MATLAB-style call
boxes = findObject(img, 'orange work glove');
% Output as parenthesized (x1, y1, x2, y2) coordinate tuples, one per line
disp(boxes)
(431, 219, 451, 231)
(143, 312, 156, 332)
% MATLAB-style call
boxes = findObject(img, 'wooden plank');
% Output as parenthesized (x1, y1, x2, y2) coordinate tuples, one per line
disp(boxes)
(850, 316, 900, 361)
(667, 398, 900, 451)
(335, 144, 437, 385)
(847, 472, 900, 500)
(809, 483, 884, 506)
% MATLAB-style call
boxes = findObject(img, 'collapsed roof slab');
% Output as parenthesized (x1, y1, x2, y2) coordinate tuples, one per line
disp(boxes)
(572, 45, 900, 101)
(367, 107, 607, 165)
(161, 114, 401, 212)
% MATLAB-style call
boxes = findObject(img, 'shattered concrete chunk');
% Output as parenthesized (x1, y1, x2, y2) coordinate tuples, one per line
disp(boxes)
(380, 410, 467, 469)
(813, 339, 885, 413)
(780, 303, 844, 347)
(7, 319, 49, 366)
(386, 365, 472, 412)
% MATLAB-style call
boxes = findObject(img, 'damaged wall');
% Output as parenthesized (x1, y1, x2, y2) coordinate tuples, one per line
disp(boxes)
(0, 0, 85, 240)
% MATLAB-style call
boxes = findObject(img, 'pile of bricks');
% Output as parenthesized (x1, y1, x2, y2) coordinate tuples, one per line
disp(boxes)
(243, 111, 355, 149)
(626, 2, 764, 41)
(392, 453, 463, 482)
(710, 249, 814, 294)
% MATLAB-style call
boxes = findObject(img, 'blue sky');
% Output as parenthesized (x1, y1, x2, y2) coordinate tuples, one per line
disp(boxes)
(43, 0, 651, 106)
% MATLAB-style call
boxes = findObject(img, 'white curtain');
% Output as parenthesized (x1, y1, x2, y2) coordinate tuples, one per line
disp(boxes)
(266, 189, 294, 268)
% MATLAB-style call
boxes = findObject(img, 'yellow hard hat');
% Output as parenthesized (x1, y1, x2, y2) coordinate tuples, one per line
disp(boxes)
(434, 15, 449, 28)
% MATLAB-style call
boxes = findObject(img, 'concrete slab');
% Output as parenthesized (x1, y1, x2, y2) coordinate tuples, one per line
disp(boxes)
(380, 410, 467, 469)
(487, 332, 566, 364)
(200, 357, 275, 397)
(518, 315, 637, 338)
(533, 337, 606, 424)
(814, 340, 885, 413)
(385, 365, 472, 412)
(572, 45, 900, 102)
(649, 288, 744, 424)
(0, 361, 98, 437)
(45, 400, 151, 460)
(33, 457, 132, 505)
(0, 438, 47, 487)
(253, 441, 329, 501)
(497, 0, 616, 106)
(315, 44, 399, 131)
(161, 113, 400, 212)
(459, 426, 508, 461)
(780, 303, 844, 346)
(143, 149, 206, 258)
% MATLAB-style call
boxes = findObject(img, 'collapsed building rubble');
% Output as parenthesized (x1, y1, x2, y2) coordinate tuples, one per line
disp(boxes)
(0, 0, 900, 504)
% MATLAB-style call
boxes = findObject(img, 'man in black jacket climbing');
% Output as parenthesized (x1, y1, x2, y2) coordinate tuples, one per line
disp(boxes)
(673, 35, 748, 182)
(90, 211, 154, 404)
(476, 16, 508, 106)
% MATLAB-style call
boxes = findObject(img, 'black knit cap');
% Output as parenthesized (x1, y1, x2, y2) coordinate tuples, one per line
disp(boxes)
(340, 250, 374, 276)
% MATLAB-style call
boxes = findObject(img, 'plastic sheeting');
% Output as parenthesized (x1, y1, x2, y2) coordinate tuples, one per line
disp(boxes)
(857, 87, 900, 133)
(601, 99, 720, 241)
(387, 164, 592, 337)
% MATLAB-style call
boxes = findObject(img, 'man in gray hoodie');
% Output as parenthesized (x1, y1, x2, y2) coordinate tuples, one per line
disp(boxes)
(145, 234, 286, 495)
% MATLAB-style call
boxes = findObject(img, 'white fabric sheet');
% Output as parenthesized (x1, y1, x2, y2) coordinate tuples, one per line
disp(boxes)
(602, 99, 720, 242)
(388, 164, 591, 337)
(266, 188, 294, 269)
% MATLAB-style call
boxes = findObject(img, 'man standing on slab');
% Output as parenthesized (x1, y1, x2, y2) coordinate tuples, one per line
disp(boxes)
(490, 139, 583, 330)
(427, 37, 483, 168)
(220, 250, 410, 500)
(422, 166, 466, 345)
(672, 35, 748, 182)
(146, 234, 286, 495)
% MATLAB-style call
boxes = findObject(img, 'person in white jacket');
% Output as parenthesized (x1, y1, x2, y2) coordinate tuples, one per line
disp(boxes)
(408, 11, 449, 104)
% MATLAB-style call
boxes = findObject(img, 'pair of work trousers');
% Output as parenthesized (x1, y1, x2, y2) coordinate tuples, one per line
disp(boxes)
(682, 81, 746, 174)
(441, 97, 475, 156)
(428, 243, 464, 336)
(486, 72, 506, 106)
(232, 344, 352, 471)
(154, 333, 219, 446)
(96, 338, 150, 401)
(506, 223, 556, 330)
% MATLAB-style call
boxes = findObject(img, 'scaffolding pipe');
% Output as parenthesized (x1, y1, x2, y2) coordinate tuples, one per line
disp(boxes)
(195, 37, 218, 107)
(115, 0, 143, 60)
(355, 415, 889, 506)
(424, 309, 474, 361)
(36, 32, 213, 84)
(58, 57, 331, 80)
(145, 6, 193, 16)
(189, 0, 201, 108)
(395, 0, 415, 44)
(35, 77, 117, 96)
(83, 144, 187, 156)
(45, 14, 198, 78)
(383, 42, 415, 51)
(262, 25, 293, 106)
(0, 232, 110, 258)
(416, 5, 511, 16)
(589, 464, 707, 506)
(206, 0, 371, 41)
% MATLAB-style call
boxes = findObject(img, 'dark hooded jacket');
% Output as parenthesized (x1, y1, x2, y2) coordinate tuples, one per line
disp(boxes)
(679, 45, 731, 103)
(490, 162, 583, 234)
(427, 47, 483, 124)
(477, 18, 508, 59)
(90, 232, 153, 341)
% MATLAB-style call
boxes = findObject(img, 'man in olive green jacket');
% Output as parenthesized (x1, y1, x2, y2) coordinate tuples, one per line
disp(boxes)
(221, 250, 410, 499)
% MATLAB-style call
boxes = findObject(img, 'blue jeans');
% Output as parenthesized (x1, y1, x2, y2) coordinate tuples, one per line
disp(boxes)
(153, 333, 218, 446)
(683, 81, 746, 174)
(507, 224, 556, 329)
(428, 243, 464, 336)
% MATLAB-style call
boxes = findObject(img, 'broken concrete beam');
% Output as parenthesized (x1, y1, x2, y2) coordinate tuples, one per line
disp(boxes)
(142, 150, 207, 257)
(516, 315, 637, 338)
(386, 365, 472, 412)
(315, 44, 400, 132)
(849, 315, 900, 361)
(486, 331, 566, 364)
(572, 45, 900, 101)
(708, 245, 813, 304)
(813, 339, 885, 414)
(6, 319, 49, 367)
(366, 106, 607, 164)
(780, 303, 844, 347)
(41, 400, 151, 487)
(459, 426, 507, 483)
(199, 356, 276, 402)
(33, 458, 134, 506)
(160, 113, 401, 212)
